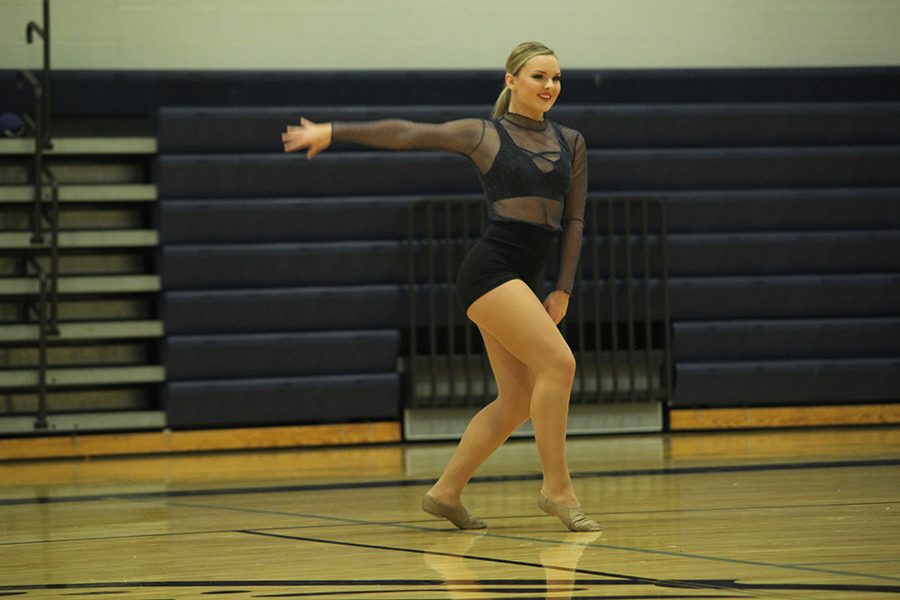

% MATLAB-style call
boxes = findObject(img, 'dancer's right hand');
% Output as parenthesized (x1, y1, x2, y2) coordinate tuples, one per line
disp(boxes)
(282, 117, 332, 159)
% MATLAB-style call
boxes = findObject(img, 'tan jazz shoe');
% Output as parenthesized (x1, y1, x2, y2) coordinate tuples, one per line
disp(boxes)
(422, 494, 486, 529)
(538, 492, 602, 532)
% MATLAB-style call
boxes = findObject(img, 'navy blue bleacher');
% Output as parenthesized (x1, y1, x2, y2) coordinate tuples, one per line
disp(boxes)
(6, 67, 900, 115)
(154, 68, 900, 428)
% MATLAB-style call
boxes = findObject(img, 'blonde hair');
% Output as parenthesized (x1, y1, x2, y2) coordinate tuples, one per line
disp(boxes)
(492, 41, 557, 119)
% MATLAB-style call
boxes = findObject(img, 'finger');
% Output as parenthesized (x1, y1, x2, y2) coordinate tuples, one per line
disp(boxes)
(300, 116, 316, 127)
(282, 135, 308, 152)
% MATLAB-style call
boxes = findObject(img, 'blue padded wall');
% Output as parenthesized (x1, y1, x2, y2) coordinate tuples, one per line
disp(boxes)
(4, 67, 900, 115)
(155, 68, 900, 427)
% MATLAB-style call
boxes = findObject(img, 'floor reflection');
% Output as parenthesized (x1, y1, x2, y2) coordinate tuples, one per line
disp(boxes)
(422, 529, 603, 599)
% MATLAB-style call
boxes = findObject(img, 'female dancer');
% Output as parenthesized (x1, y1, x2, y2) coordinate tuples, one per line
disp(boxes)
(282, 41, 599, 532)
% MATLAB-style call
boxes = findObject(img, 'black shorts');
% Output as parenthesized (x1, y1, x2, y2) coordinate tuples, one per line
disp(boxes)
(455, 220, 554, 311)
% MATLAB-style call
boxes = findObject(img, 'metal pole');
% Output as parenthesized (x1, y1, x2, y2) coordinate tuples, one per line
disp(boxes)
(406, 202, 418, 408)
(445, 201, 457, 406)
(624, 200, 636, 402)
(575, 250, 586, 403)
(46, 168, 60, 334)
(426, 202, 437, 405)
(479, 207, 490, 405)
(607, 200, 619, 402)
(642, 199, 653, 401)
(462, 200, 473, 406)
(591, 199, 603, 403)
(34, 271, 49, 430)
(660, 202, 674, 407)
(42, 0, 52, 148)
(31, 85, 44, 245)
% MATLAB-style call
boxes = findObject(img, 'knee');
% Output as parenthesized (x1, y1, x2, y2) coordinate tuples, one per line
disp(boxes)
(539, 346, 576, 383)
(559, 349, 577, 381)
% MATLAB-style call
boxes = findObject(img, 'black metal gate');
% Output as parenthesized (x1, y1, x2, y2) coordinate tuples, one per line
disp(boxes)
(405, 196, 671, 437)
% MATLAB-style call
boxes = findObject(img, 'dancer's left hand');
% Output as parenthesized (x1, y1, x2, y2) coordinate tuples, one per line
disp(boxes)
(543, 290, 569, 325)
(282, 117, 332, 159)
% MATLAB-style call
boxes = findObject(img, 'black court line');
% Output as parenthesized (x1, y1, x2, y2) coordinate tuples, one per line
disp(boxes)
(2, 507, 897, 596)
(240, 529, 900, 598)
(159, 499, 900, 585)
(0, 579, 754, 600)
(1, 457, 898, 506)
(240, 529, 758, 598)
(1, 576, 896, 599)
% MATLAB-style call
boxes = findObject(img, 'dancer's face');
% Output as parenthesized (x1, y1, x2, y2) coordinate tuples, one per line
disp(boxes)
(506, 54, 561, 120)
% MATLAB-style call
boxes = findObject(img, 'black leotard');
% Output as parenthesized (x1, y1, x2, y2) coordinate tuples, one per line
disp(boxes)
(331, 112, 587, 308)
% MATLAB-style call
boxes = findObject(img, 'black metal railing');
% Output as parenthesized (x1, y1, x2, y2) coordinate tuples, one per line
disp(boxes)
(14, 0, 57, 429)
(24, 257, 52, 430)
(406, 197, 490, 408)
(567, 197, 672, 406)
(24, 0, 52, 148)
(17, 0, 54, 244)
(405, 196, 671, 410)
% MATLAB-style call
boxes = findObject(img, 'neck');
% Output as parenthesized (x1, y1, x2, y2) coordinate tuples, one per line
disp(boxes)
(506, 100, 544, 122)
(502, 110, 548, 131)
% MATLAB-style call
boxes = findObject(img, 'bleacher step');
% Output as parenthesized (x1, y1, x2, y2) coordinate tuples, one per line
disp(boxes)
(0, 230, 159, 249)
(0, 137, 157, 155)
(0, 275, 161, 295)
(0, 320, 164, 342)
(0, 365, 166, 389)
(0, 411, 165, 434)
(157, 102, 900, 152)
(673, 357, 900, 407)
(674, 317, 900, 361)
(0, 184, 157, 203)
(165, 373, 399, 428)
(165, 330, 399, 379)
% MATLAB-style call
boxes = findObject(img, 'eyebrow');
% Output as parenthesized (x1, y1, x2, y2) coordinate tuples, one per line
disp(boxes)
(531, 69, 562, 76)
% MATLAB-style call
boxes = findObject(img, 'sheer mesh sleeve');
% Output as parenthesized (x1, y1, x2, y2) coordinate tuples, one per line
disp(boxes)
(555, 131, 587, 294)
(332, 119, 486, 156)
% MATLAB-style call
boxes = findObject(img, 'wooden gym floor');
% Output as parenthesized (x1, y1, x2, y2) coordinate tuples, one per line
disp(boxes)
(1, 426, 898, 599)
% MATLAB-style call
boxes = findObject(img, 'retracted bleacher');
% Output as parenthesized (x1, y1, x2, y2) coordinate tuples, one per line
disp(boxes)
(147, 68, 900, 430)
(157, 109, 899, 430)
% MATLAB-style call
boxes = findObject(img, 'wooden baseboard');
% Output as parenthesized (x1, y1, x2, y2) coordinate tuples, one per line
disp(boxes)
(670, 404, 900, 431)
(0, 421, 402, 461)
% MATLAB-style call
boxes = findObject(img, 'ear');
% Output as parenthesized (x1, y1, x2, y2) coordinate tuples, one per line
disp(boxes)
(504, 72, 516, 90)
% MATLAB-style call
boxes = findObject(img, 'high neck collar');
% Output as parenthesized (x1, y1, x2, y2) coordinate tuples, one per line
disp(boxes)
(502, 111, 548, 131)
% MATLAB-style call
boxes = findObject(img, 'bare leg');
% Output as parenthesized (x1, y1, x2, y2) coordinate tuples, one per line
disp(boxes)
(464, 280, 580, 506)
(429, 279, 581, 509)
(427, 327, 533, 506)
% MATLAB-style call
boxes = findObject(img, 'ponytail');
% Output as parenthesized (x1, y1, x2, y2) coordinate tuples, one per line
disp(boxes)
(491, 87, 511, 120)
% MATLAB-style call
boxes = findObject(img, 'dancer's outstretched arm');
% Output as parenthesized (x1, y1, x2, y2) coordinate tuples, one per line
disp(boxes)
(282, 117, 485, 160)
